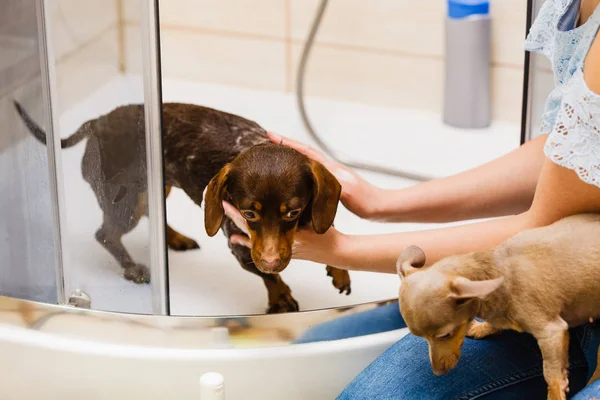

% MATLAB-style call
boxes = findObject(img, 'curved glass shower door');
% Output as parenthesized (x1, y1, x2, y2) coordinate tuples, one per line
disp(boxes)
(0, 0, 59, 304)
(2, 0, 170, 315)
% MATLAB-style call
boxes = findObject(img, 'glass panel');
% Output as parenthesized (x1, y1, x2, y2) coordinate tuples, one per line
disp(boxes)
(43, 0, 164, 313)
(0, 0, 58, 303)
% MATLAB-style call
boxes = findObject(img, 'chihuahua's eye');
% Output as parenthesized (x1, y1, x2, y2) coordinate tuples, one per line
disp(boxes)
(241, 210, 259, 221)
(438, 332, 453, 340)
(284, 209, 302, 220)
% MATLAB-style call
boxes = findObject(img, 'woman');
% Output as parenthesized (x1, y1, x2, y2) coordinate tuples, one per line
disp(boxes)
(225, 0, 600, 397)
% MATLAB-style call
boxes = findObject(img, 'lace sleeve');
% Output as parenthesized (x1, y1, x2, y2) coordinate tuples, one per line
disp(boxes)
(544, 69, 600, 187)
(524, 0, 559, 59)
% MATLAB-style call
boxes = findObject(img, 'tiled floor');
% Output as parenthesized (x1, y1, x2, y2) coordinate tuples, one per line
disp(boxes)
(57, 74, 520, 316)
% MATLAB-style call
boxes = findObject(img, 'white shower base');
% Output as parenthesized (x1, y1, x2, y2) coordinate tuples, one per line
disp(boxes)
(57, 74, 519, 315)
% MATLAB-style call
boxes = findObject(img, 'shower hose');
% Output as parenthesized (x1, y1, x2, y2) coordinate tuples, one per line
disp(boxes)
(296, 0, 432, 181)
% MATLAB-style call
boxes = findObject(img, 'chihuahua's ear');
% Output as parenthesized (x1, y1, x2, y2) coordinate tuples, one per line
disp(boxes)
(309, 160, 342, 234)
(449, 276, 504, 300)
(204, 164, 232, 237)
(396, 245, 427, 279)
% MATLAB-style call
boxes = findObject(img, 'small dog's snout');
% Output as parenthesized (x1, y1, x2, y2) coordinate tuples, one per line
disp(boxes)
(261, 257, 282, 271)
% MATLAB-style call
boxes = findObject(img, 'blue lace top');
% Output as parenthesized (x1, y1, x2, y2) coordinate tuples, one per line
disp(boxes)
(524, 0, 600, 187)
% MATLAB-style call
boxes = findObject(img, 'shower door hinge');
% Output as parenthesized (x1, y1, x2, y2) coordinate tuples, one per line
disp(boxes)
(67, 289, 91, 309)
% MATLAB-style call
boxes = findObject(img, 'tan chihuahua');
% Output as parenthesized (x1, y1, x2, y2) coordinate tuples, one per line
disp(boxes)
(397, 213, 600, 400)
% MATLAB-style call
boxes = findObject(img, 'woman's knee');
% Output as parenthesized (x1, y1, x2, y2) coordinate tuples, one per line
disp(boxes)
(295, 303, 405, 344)
(572, 379, 600, 399)
(338, 330, 590, 400)
(337, 334, 436, 400)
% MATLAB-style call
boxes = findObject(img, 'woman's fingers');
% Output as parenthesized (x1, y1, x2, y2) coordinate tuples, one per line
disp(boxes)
(230, 234, 251, 248)
(223, 201, 251, 247)
(222, 201, 250, 236)
(267, 131, 327, 164)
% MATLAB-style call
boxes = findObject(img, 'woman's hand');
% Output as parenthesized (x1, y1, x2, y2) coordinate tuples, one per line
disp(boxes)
(267, 131, 384, 220)
(223, 201, 350, 267)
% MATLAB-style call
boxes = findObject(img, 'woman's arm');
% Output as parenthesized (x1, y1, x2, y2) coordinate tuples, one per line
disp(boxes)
(291, 153, 600, 274)
(312, 31, 600, 273)
(268, 132, 547, 224)
(372, 134, 547, 223)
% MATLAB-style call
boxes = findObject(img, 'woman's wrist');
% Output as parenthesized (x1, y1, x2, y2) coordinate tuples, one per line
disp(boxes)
(332, 232, 403, 273)
(367, 187, 409, 222)
(330, 230, 354, 270)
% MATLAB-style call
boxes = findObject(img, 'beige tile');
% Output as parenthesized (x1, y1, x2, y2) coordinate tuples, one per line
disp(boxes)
(291, 0, 526, 67)
(491, 66, 524, 123)
(291, 0, 445, 58)
(123, 0, 285, 38)
(126, 26, 286, 91)
(53, 0, 118, 61)
(55, 27, 120, 114)
(290, 43, 444, 113)
(291, 43, 523, 124)
(491, 0, 528, 67)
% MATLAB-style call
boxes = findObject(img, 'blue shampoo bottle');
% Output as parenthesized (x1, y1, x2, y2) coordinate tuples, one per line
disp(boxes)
(443, 0, 491, 129)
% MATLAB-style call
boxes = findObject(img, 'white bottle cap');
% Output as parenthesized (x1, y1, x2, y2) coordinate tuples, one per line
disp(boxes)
(199, 372, 225, 400)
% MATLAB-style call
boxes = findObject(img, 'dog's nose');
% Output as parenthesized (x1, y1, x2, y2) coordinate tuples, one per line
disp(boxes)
(261, 257, 281, 271)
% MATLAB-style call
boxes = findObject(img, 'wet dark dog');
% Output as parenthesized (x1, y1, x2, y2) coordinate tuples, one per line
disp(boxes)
(14, 101, 351, 313)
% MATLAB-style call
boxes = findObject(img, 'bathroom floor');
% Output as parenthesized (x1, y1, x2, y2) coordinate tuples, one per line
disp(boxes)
(57, 75, 520, 316)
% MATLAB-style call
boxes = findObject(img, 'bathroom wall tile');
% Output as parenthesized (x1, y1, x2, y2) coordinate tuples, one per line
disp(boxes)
(123, 0, 286, 38)
(491, 0, 528, 67)
(290, 0, 527, 67)
(55, 27, 120, 113)
(126, 26, 286, 91)
(290, 0, 445, 58)
(290, 43, 445, 113)
(53, 0, 118, 61)
(491, 66, 524, 123)
(291, 43, 524, 123)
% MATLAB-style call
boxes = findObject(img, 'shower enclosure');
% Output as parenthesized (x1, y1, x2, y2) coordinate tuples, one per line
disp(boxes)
(0, 0, 546, 398)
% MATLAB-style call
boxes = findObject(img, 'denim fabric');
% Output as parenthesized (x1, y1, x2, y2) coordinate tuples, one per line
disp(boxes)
(572, 378, 600, 399)
(294, 303, 405, 344)
(295, 303, 600, 399)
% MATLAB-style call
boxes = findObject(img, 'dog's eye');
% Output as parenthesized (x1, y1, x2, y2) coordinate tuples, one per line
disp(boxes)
(285, 209, 302, 220)
(241, 210, 259, 221)
(438, 332, 453, 340)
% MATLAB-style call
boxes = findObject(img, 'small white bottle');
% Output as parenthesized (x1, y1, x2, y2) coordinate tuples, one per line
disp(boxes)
(199, 372, 225, 400)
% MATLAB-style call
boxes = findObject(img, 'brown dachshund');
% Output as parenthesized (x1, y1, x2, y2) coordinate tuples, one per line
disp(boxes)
(14, 101, 351, 313)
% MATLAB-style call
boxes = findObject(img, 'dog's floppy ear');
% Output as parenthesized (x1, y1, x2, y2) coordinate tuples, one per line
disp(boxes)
(309, 160, 341, 234)
(448, 276, 504, 300)
(396, 245, 427, 279)
(204, 164, 232, 237)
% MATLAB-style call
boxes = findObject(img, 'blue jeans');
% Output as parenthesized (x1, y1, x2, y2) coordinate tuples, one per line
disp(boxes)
(296, 303, 600, 399)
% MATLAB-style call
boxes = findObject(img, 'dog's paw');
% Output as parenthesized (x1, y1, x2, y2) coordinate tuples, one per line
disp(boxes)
(124, 264, 151, 284)
(547, 386, 568, 400)
(267, 293, 299, 314)
(167, 235, 200, 251)
(326, 266, 351, 295)
(561, 370, 569, 394)
(466, 321, 499, 339)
